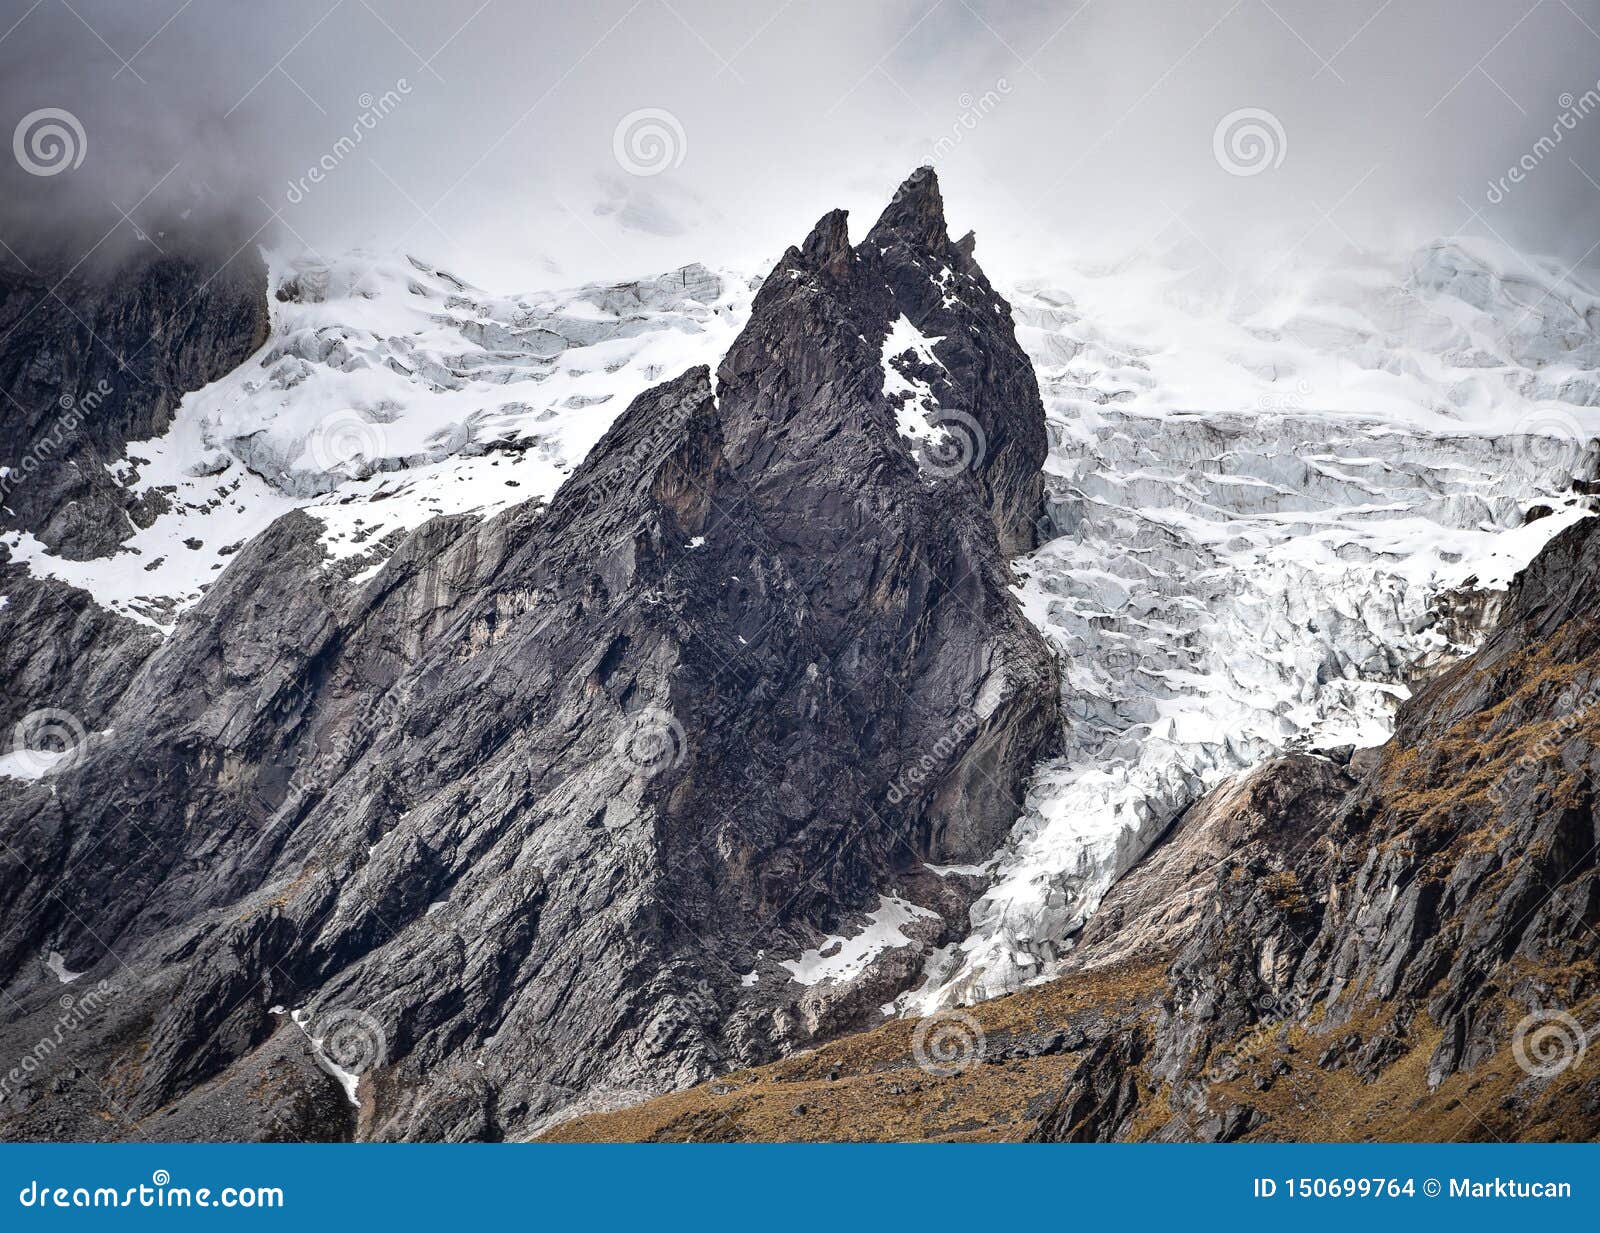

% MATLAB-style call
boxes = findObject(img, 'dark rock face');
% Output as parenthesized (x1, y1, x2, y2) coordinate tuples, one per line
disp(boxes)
(0, 566, 158, 732)
(0, 170, 1058, 1142)
(0, 241, 266, 780)
(0, 245, 270, 558)
(1032, 517, 1600, 1142)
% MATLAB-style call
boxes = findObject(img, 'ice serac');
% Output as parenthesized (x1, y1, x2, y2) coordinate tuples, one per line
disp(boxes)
(910, 236, 1600, 1012)
(1028, 514, 1600, 1142)
(0, 171, 1057, 1141)
(544, 518, 1600, 1143)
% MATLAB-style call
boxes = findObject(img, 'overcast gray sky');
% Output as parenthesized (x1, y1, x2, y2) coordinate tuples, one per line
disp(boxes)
(3, 0, 1600, 288)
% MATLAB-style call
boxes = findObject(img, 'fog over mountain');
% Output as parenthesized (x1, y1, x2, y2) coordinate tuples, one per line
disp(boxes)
(3, 0, 1600, 285)
(4, 0, 1600, 1150)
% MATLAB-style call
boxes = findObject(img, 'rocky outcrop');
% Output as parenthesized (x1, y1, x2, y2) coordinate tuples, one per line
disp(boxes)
(0, 170, 1058, 1142)
(0, 240, 266, 760)
(0, 244, 270, 558)
(1030, 515, 1600, 1141)
(544, 512, 1600, 1145)
(0, 566, 158, 732)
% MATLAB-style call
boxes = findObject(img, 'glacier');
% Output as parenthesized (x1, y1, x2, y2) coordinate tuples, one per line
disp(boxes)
(905, 239, 1600, 1009)
(0, 252, 752, 629)
(4, 233, 1597, 1030)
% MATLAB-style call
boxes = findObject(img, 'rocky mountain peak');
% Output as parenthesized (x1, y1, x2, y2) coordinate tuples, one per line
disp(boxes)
(717, 167, 1047, 557)
(796, 208, 854, 280)
(0, 172, 1060, 1142)
(866, 165, 949, 254)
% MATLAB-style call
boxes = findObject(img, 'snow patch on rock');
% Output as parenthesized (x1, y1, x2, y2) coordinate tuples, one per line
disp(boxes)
(779, 894, 941, 987)
(1, 252, 753, 630)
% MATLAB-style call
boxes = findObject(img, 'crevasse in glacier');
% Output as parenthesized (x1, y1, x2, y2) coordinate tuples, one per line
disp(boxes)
(904, 238, 1600, 1010)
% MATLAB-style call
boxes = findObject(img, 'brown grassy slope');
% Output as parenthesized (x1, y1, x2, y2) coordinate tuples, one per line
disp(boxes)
(541, 956, 1599, 1142)
(539, 960, 1166, 1142)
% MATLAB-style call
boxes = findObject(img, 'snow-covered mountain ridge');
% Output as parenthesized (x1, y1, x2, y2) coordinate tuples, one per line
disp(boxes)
(2, 253, 753, 628)
(4, 234, 1598, 1024)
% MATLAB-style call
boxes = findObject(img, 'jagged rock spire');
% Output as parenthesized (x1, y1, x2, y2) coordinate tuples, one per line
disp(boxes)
(797, 208, 853, 279)
(866, 165, 948, 251)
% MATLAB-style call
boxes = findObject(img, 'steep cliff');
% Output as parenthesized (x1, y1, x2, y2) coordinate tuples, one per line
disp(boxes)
(546, 508, 1600, 1143)
(0, 242, 269, 730)
(0, 245, 270, 559)
(0, 170, 1058, 1141)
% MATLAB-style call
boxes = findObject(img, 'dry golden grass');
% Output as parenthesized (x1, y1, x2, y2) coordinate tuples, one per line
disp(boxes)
(545, 973, 1600, 1143)
(541, 961, 1167, 1142)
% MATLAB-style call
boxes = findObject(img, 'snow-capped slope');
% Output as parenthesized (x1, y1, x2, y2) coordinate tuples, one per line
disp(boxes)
(904, 239, 1600, 1010)
(1, 252, 753, 629)
(4, 231, 1596, 1019)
